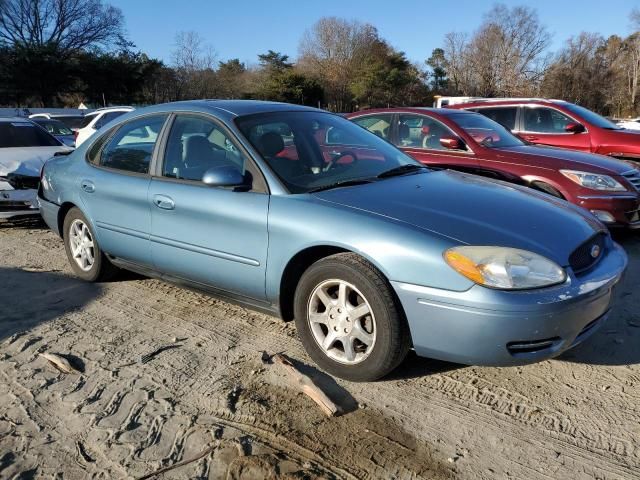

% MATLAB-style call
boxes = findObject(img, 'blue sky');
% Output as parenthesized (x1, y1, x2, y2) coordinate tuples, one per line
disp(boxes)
(109, 0, 639, 66)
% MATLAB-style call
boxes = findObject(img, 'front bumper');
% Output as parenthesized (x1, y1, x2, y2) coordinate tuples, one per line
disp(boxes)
(575, 194, 640, 229)
(0, 188, 39, 218)
(392, 242, 628, 366)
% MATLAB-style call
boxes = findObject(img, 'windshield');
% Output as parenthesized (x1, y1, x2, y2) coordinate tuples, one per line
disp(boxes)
(0, 121, 61, 148)
(235, 111, 422, 193)
(34, 119, 73, 135)
(56, 116, 87, 130)
(77, 113, 98, 129)
(448, 113, 525, 148)
(562, 103, 622, 130)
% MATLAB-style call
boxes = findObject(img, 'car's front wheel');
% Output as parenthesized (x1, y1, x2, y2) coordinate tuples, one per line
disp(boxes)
(63, 207, 118, 282)
(294, 253, 411, 381)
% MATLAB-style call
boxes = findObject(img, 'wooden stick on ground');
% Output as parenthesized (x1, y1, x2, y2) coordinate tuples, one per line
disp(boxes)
(39, 353, 80, 374)
(273, 353, 342, 417)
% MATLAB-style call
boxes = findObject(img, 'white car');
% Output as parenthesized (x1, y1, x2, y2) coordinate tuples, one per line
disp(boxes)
(0, 118, 72, 219)
(617, 118, 640, 131)
(74, 106, 134, 146)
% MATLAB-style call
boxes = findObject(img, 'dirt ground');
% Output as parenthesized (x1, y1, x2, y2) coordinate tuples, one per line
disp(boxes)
(0, 218, 638, 480)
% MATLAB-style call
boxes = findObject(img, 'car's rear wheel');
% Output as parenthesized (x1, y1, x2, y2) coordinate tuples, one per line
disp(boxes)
(294, 253, 411, 381)
(63, 207, 118, 282)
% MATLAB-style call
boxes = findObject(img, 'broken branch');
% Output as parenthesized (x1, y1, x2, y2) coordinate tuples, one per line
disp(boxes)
(39, 353, 80, 374)
(273, 353, 342, 417)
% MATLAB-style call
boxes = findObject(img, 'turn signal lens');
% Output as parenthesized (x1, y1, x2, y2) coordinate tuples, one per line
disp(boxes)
(444, 250, 485, 284)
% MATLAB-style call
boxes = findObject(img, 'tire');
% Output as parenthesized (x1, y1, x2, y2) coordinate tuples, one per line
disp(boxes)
(63, 207, 118, 282)
(532, 181, 564, 199)
(294, 253, 411, 382)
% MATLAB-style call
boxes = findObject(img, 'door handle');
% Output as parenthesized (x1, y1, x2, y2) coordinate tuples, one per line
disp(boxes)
(524, 135, 539, 141)
(153, 194, 175, 210)
(80, 180, 95, 193)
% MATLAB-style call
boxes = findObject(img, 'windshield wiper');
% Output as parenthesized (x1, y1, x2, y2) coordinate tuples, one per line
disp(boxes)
(377, 164, 429, 179)
(308, 178, 375, 193)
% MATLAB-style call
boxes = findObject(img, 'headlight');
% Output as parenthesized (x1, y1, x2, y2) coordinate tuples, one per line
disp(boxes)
(560, 170, 626, 191)
(444, 246, 566, 290)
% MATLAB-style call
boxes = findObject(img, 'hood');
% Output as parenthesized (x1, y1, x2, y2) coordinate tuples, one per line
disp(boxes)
(497, 145, 633, 175)
(0, 146, 71, 177)
(313, 170, 603, 266)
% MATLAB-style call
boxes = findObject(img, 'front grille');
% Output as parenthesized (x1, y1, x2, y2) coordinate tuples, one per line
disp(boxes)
(569, 233, 606, 274)
(621, 169, 640, 191)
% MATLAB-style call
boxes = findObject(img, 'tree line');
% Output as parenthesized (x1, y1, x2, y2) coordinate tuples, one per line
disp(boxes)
(0, 0, 639, 116)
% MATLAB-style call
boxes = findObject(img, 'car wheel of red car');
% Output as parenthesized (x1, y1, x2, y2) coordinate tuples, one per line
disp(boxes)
(532, 181, 564, 199)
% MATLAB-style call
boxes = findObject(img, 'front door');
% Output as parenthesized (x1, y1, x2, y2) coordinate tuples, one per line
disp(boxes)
(519, 106, 591, 151)
(394, 114, 479, 172)
(149, 114, 269, 301)
(79, 114, 168, 266)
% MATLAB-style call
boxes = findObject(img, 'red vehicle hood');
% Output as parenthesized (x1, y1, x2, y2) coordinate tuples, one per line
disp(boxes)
(495, 145, 635, 175)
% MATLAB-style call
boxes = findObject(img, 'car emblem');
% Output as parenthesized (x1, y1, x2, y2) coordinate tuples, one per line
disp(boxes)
(590, 245, 601, 258)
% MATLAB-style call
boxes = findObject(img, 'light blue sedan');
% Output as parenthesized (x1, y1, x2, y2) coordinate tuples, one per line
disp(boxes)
(38, 101, 627, 381)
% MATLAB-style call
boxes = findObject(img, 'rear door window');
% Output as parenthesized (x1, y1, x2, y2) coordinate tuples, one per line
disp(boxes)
(99, 115, 168, 174)
(474, 107, 517, 131)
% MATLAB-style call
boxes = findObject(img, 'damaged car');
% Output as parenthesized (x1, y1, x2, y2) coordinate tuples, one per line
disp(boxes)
(0, 117, 72, 219)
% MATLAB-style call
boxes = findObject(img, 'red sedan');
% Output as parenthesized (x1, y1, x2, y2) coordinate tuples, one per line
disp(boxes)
(450, 99, 640, 162)
(346, 108, 640, 229)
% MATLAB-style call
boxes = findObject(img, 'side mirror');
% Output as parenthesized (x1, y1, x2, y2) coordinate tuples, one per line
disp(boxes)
(565, 122, 585, 134)
(440, 136, 465, 150)
(202, 165, 247, 188)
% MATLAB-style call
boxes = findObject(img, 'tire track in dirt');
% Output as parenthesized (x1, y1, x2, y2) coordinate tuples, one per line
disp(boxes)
(108, 275, 639, 478)
(2, 226, 639, 479)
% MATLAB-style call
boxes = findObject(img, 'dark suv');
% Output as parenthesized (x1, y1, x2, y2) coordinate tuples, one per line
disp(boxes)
(451, 99, 640, 163)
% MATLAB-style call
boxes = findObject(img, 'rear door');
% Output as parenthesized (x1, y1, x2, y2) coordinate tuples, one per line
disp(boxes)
(79, 114, 168, 266)
(518, 106, 591, 151)
(148, 114, 270, 301)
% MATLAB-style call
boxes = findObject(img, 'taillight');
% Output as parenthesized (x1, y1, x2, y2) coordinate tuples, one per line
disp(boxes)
(74, 130, 79, 140)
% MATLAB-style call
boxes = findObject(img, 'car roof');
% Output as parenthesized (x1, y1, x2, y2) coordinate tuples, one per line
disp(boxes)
(132, 99, 323, 121)
(455, 98, 567, 108)
(348, 107, 478, 118)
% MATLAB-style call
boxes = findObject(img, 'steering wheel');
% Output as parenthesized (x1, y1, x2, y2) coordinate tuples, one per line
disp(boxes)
(324, 150, 359, 171)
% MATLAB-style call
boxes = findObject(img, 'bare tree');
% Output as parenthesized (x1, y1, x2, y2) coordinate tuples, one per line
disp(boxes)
(298, 17, 377, 111)
(0, 0, 124, 55)
(442, 4, 551, 97)
(171, 30, 217, 99)
(625, 9, 640, 110)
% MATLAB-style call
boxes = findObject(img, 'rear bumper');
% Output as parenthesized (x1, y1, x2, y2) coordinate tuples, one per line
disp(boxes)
(393, 242, 628, 366)
(37, 192, 61, 235)
(575, 194, 640, 229)
(0, 188, 39, 218)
